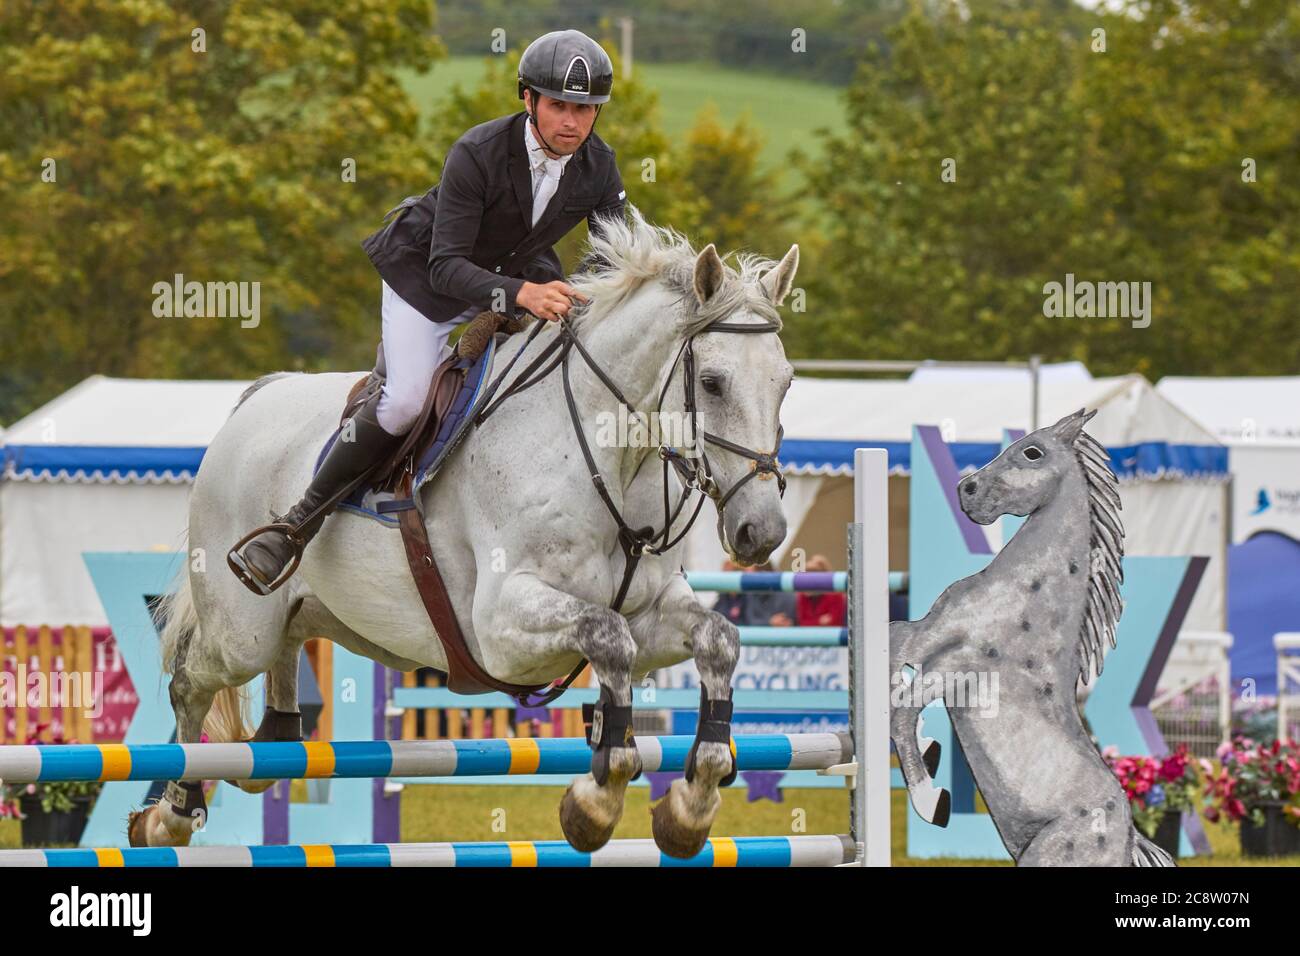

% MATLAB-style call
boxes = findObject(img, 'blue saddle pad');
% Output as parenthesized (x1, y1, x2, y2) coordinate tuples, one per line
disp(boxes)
(314, 335, 498, 525)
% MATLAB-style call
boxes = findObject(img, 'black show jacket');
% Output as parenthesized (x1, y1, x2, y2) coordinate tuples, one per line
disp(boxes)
(361, 111, 626, 323)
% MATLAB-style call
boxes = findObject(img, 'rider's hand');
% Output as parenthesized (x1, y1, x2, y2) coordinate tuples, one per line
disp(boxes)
(517, 281, 589, 322)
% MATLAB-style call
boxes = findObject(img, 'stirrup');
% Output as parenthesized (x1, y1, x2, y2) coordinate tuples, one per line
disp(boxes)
(227, 521, 306, 596)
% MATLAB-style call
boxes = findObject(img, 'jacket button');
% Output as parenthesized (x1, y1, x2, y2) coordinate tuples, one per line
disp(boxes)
(494, 266, 502, 273)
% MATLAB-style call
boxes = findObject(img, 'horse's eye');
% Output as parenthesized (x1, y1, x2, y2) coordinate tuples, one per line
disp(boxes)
(700, 376, 722, 395)
(1023, 445, 1043, 461)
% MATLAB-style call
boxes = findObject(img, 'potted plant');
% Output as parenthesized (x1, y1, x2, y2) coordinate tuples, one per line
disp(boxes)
(1103, 745, 1200, 859)
(0, 724, 103, 848)
(1201, 736, 1300, 858)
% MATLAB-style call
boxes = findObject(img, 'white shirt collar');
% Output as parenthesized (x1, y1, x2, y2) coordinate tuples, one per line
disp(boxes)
(523, 118, 573, 176)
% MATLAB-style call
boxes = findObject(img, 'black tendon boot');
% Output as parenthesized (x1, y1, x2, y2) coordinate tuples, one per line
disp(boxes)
(227, 392, 403, 595)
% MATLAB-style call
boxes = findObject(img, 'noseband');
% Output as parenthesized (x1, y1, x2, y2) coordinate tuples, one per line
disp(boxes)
(664, 321, 787, 513)
(472, 309, 786, 704)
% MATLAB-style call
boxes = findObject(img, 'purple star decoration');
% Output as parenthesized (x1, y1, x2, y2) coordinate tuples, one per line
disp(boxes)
(742, 771, 784, 803)
(645, 772, 679, 801)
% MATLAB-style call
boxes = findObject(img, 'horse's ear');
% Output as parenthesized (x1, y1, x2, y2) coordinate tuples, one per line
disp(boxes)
(1052, 407, 1097, 444)
(760, 244, 800, 306)
(693, 244, 725, 304)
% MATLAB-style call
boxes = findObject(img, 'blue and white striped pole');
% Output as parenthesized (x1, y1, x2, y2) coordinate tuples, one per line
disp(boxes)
(0, 834, 856, 868)
(0, 733, 852, 784)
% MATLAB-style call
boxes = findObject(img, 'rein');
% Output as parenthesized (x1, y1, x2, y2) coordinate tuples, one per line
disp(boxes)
(474, 310, 785, 705)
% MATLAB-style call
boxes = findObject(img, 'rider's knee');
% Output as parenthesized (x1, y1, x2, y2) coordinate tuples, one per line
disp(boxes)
(377, 387, 422, 436)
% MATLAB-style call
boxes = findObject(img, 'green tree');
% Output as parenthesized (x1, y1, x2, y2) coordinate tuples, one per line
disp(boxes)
(1072, 0, 1300, 378)
(798, 0, 1300, 377)
(653, 104, 792, 257)
(796, 2, 1088, 365)
(0, 0, 443, 423)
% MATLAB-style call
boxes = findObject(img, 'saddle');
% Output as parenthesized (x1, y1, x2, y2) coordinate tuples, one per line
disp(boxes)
(330, 310, 530, 497)
(326, 311, 556, 700)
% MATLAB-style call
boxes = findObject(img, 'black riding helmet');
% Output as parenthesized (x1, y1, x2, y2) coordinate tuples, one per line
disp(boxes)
(517, 30, 613, 153)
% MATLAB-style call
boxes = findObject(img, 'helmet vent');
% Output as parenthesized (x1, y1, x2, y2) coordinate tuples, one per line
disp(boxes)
(563, 56, 590, 94)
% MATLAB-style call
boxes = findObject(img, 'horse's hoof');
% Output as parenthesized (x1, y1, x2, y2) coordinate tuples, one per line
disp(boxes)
(908, 780, 952, 828)
(933, 789, 951, 828)
(226, 777, 276, 795)
(650, 781, 715, 860)
(126, 801, 197, 847)
(559, 784, 617, 853)
(922, 740, 941, 778)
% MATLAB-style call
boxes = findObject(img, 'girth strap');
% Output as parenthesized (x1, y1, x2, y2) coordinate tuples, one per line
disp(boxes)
(394, 470, 560, 701)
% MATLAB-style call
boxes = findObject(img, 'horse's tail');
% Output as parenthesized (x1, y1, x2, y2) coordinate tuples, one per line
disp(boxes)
(157, 558, 196, 679)
(156, 550, 252, 746)
(1132, 830, 1176, 867)
(231, 371, 301, 417)
(155, 370, 298, 746)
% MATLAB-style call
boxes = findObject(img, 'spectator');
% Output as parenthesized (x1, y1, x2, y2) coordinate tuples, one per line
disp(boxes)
(797, 554, 847, 627)
(710, 559, 747, 625)
(742, 560, 798, 627)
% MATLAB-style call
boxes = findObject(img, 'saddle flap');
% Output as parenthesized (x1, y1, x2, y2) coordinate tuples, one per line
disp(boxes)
(318, 335, 499, 517)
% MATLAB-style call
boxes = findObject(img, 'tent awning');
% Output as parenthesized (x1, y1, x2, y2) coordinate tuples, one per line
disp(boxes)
(780, 439, 1227, 480)
(2, 375, 252, 482)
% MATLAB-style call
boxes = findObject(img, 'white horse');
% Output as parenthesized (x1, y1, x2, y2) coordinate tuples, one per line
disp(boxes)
(132, 210, 799, 858)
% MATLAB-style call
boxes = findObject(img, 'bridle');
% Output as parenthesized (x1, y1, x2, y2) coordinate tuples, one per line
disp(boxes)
(472, 307, 786, 704)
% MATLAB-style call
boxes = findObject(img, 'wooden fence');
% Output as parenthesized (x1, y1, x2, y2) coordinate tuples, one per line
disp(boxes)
(1, 625, 97, 744)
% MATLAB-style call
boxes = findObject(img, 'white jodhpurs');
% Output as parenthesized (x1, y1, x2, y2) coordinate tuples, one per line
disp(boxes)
(375, 281, 477, 437)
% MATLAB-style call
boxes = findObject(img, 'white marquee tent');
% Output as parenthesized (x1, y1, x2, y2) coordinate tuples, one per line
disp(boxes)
(1156, 376, 1300, 544)
(2, 376, 251, 627)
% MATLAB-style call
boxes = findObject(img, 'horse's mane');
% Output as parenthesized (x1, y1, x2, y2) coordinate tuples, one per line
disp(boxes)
(568, 205, 783, 337)
(1075, 429, 1125, 682)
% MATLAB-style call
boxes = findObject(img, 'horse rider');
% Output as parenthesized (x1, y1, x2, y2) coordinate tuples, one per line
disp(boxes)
(229, 29, 627, 595)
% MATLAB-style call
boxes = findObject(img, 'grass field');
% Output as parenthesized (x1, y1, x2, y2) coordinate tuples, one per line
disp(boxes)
(400, 57, 849, 185)
(5, 780, 1297, 866)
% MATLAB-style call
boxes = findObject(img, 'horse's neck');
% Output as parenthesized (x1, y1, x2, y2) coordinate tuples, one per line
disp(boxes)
(991, 466, 1092, 595)
(981, 468, 1093, 678)
(567, 290, 684, 490)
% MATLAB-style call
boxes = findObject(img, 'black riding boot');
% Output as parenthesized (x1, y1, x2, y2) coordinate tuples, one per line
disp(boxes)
(228, 392, 403, 595)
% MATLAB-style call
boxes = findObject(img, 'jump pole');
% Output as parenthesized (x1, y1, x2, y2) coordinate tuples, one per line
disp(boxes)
(0, 733, 852, 783)
(853, 447, 891, 867)
(0, 835, 857, 868)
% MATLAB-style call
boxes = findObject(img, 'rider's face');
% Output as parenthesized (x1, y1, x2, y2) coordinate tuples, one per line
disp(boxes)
(525, 91, 597, 156)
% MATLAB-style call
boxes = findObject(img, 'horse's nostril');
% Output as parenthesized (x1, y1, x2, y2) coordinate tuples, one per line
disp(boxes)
(735, 522, 756, 553)
(963, 480, 977, 496)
